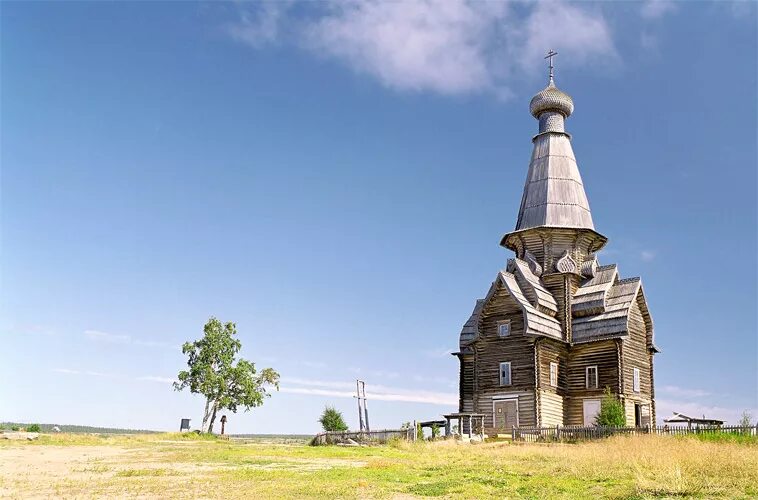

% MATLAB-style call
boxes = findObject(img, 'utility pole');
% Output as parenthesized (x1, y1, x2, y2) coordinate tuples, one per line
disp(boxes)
(355, 380, 370, 432)
(356, 380, 364, 432)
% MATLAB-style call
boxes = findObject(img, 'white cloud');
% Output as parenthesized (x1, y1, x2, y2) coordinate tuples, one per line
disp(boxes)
(2, 323, 58, 337)
(84, 329, 131, 343)
(227, 0, 617, 97)
(658, 385, 710, 398)
(370, 370, 400, 379)
(304, 1, 504, 95)
(52, 368, 116, 378)
(657, 398, 757, 426)
(84, 329, 176, 349)
(303, 360, 328, 369)
(281, 377, 456, 406)
(52, 368, 81, 375)
(137, 375, 177, 384)
(425, 347, 455, 358)
(412, 374, 456, 386)
(512, 1, 617, 76)
(640, 31, 658, 51)
(282, 377, 355, 390)
(640, 250, 656, 262)
(226, 1, 289, 48)
(640, 0, 677, 20)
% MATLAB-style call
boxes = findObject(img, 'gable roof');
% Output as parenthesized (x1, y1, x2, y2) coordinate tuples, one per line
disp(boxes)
(459, 299, 483, 349)
(572, 277, 655, 345)
(459, 264, 654, 349)
(459, 271, 562, 349)
(572, 264, 618, 317)
(511, 258, 559, 315)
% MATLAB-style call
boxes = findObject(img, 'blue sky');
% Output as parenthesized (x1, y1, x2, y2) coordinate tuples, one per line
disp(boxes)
(1, 1, 756, 433)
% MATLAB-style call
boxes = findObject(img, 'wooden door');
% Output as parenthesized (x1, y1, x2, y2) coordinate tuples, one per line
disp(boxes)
(494, 399, 518, 431)
(583, 399, 601, 426)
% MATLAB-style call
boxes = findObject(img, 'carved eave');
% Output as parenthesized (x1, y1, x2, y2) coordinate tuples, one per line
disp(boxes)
(500, 226, 607, 255)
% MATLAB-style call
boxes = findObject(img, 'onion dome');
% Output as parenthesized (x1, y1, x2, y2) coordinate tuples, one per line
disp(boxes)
(529, 79, 574, 119)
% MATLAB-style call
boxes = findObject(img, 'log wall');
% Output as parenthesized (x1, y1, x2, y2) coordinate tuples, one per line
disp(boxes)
(564, 339, 619, 425)
(458, 355, 475, 413)
(621, 298, 653, 396)
(539, 390, 564, 426)
(474, 287, 534, 392)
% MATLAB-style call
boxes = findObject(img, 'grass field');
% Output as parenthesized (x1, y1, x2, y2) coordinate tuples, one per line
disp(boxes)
(1, 432, 756, 499)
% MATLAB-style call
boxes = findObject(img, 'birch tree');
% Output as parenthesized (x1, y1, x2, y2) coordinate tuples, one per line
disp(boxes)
(174, 317, 279, 433)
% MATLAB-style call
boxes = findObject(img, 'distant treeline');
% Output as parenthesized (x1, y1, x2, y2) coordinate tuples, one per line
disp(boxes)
(0, 422, 159, 434)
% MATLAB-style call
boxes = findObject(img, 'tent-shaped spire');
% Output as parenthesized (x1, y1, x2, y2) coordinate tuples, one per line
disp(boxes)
(514, 78, 594, 231)
(501, 54, 607, 257)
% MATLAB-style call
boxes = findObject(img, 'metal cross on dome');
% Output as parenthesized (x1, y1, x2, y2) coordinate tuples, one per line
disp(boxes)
(545, 49, 558, 82)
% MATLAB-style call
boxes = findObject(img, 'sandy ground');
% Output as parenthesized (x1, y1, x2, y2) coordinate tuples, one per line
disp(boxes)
(0, 444, 367, 499)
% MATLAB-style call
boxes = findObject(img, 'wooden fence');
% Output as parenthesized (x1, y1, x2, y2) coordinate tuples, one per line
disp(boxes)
(311, 428, 414, 446)
(512, 424, 758, 443)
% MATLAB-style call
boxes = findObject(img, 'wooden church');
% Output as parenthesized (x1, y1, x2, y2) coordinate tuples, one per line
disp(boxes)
(455, 56, 658, 433)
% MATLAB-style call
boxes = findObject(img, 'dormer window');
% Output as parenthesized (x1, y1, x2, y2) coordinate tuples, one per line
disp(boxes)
(498, 320, 511, 337)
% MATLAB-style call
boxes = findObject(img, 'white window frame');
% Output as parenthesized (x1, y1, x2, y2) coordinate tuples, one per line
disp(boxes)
(497, 320, 511, 338)
(549, 362, 558, 387)
(499, 362, 511, 386)
(586, 365, 598, 389)
(633, 368, 640, 393)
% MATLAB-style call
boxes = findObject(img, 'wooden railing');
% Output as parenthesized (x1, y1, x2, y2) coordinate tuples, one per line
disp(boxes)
(311, 428, 414, 446)
(512, 424, 758, 442)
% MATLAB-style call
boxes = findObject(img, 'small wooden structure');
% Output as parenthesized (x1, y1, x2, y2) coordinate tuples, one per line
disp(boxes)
(220, 415, 227, 435)
(443, 413, 486, 439)
(417, 419, 446, 439)
(664, 412, 723, 428)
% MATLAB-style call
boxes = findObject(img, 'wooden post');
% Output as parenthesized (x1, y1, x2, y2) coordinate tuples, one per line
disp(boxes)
(445, 418, 451, 437)
(468, 416, 472, 439)
(356, 380, 364, 432)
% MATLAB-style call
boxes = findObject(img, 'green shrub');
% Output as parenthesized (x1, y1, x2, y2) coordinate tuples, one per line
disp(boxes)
(595, 387, 626, 427)
(10, 426, 19, 431)
(318, 406, 348, 432)
(27, 424, 41, 433)
(431, 423, 440, 439)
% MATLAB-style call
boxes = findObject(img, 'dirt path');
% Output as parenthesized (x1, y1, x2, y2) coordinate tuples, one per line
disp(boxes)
(0, 443, 368, 498)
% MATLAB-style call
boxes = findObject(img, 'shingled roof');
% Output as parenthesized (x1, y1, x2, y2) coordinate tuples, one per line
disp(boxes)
(514, 133, 595, 232)
(459, 262, 654, 349)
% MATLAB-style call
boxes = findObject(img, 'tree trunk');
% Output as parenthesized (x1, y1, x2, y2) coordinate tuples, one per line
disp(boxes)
(208, 402, 219, 434)
(201, 398, 213, 433)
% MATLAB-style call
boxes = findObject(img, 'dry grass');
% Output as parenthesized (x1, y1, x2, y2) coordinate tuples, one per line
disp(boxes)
(1, 433, 755, 498)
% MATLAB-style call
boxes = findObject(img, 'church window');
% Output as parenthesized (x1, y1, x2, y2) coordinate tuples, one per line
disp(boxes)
(586, 366, 598, 389)
(550, 362, 558, 387)
(499, 362, 511, 386)
(498, 320, 511, 337)
(633, 368, 640, 393)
